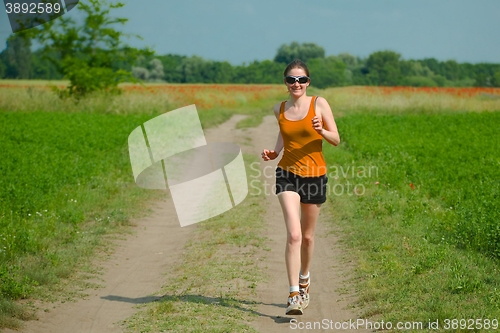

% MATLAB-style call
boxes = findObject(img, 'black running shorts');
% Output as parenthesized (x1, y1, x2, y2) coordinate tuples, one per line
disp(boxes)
(275, 167, 328, 204)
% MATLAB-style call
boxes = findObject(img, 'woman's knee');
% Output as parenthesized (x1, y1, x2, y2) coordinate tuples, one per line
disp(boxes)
(302, 233, 314, 246)
(287, 230, 302, 245)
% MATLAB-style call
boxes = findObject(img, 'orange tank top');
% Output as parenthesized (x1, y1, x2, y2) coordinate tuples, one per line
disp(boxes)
(277, 96, 327, 177)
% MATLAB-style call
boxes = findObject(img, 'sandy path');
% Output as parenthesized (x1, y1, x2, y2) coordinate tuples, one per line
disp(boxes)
(5, 113, 369, 333)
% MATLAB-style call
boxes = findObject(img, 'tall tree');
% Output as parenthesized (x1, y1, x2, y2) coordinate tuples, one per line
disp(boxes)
(177, 56, 207, 83)
(29, 0, 150, 97)
(308, 56, 347, 88)
(274, 42, 325, 64)
(148, 59, 164, 81)
(1, 33, 32, 79)
(0, 58, 6, 78)
(494, 71, 500, 87)
(366, 50, 402, 86)
(157, 54, 185, 83)
(30, 49, 63, 80)
(337, 53, 359, 70)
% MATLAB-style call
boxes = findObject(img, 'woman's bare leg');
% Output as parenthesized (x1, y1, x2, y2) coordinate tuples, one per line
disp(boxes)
(300, 203, 322, 276)
(277, 191, 302, 288)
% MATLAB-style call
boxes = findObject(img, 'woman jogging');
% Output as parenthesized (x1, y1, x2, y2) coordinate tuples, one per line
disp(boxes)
(261, 59, 340, 315)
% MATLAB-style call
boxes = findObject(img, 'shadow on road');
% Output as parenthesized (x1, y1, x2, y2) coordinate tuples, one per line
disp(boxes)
(101, 293, 292, 324)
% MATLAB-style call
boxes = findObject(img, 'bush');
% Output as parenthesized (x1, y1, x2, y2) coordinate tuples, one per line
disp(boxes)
(402, 76, 438, 87)
(308, 57, 347, 88)
(58, 58, 132, 97)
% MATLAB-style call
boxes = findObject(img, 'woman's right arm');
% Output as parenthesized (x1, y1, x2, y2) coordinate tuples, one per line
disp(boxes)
(262, 103, 283, 161)
(262, 131, 284, 160)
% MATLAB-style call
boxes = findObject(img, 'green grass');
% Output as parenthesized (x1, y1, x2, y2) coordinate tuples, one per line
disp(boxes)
(0, 110, 160, 328)
(122, 156, 268, 333)
(323, 111, 500, 331)
(0, 86, 284, 329)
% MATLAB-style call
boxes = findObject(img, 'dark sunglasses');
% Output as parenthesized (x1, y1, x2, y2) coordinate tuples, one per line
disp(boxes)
(285, 76, 310, 84)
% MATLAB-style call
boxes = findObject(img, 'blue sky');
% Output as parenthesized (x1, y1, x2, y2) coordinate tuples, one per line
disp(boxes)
(1, 0, 499, 65)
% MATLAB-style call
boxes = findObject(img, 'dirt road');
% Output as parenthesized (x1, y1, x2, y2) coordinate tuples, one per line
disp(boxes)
(5, 114, 370, 333)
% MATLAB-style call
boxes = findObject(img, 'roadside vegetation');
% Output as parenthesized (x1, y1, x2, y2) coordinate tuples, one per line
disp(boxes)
(322, 87, 500, 332)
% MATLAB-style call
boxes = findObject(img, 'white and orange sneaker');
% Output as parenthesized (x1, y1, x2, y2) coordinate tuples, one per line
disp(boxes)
(286, 291, 303, 315)
(299, 274, 310, 309)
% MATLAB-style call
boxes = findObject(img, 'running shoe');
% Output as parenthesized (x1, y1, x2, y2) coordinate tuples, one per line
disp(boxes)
(286, 291, 303, 315)
(299, 274, 310, 309)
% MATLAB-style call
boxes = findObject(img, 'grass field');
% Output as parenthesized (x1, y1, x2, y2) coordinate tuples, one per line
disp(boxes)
(1, 80, 500, 331)
(323, 111, 500, 331)
(0, 110, 160, 328)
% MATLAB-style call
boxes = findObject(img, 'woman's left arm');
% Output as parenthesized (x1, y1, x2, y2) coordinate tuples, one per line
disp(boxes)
(312, 97, 340, 146)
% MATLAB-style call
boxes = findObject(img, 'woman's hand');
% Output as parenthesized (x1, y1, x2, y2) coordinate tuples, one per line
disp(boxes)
(312, 116, 323, 134)
(262, 149, 278, 161)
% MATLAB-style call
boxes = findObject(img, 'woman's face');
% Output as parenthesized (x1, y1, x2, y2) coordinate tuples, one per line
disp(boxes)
(285, 67, 310, 98)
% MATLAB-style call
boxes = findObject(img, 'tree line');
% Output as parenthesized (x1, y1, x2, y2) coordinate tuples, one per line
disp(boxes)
(3, 37, 500, 89)
(1, 0, 499, 97)
(120, 45, 500, 88)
